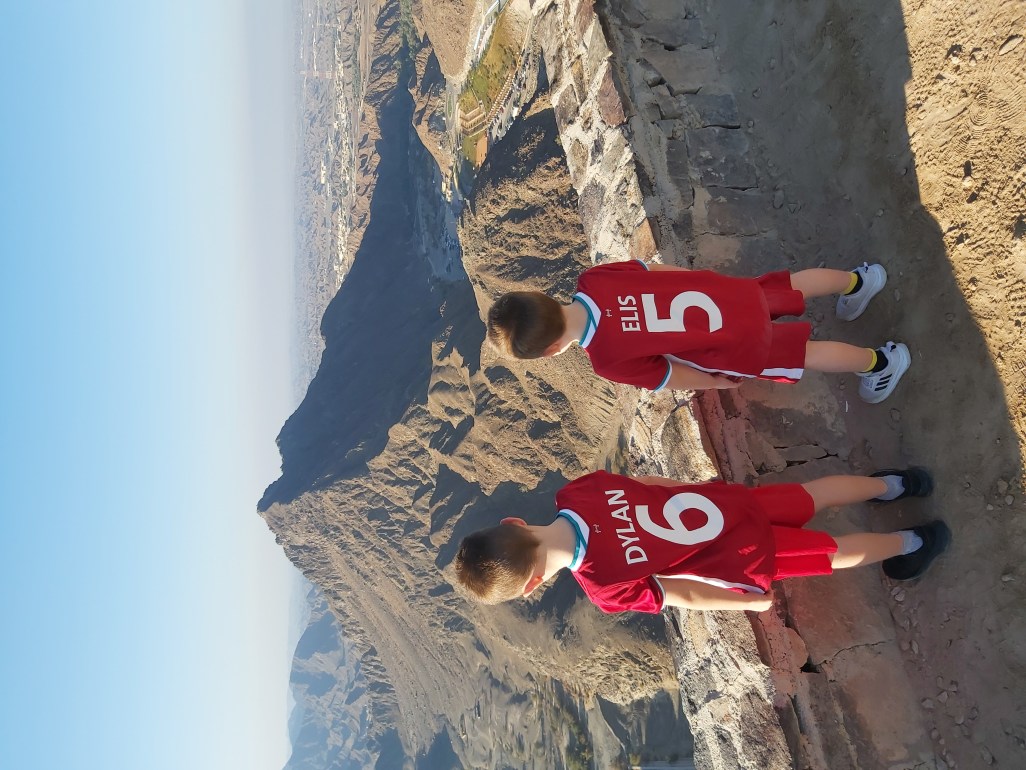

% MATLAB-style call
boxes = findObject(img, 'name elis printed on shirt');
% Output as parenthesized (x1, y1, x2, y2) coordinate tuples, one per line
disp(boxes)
(612, 292, 724, 334)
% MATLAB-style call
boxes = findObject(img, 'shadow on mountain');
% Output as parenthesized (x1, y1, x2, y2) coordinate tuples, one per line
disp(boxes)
(261, 59, 484, 509)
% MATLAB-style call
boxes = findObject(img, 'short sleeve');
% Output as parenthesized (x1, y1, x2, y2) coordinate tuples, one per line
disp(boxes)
(596, 355, 672, 391)
(579, 260, 647, 280)
(586, 577, 665, 614)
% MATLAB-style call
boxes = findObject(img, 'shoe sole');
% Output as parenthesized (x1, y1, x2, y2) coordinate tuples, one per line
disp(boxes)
(860, 343, 911, 404)
(837, 264, 887, 321)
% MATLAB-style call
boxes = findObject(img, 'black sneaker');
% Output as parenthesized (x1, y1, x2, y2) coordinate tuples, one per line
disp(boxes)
(870, 468, 934, 500)
(882, 521, 951, 581)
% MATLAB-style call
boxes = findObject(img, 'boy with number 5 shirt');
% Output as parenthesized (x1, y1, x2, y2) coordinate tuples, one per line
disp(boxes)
(487, 260, 909, 403)
(454, 469, 949, 613)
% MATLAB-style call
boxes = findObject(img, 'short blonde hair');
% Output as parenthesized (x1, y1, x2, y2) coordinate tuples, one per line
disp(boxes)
(487, 292, 565, 359)
(454, 524, 541, 604)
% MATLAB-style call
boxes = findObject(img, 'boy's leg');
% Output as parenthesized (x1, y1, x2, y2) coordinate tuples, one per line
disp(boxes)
(805, 340, 912, 404)
(801, 475, 889, 512)
(791, 265, 888, 321)
(830, 533, 904, 569)
(790, 268, 854, 299)
(805, 340, 876, 373)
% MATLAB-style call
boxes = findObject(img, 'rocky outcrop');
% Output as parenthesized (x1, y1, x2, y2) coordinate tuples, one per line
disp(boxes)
(409, 44, 451, 174)
(409, 0, 476, 79)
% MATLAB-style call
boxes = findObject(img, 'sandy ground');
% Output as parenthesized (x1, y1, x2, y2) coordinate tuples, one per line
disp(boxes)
(699, 0, 1026, 765)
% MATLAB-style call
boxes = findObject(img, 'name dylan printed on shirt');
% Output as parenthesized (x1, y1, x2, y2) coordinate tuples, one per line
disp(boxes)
(605, 488, 648, 565)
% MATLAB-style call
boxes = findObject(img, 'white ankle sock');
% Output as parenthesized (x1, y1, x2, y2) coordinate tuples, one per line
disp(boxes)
(876, 475, 905, 501)
(897, 530, 923, 555)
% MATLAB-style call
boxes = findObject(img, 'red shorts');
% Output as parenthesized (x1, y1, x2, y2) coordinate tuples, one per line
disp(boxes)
(750, 484, 838, 579)
(756, 272, 811, 383)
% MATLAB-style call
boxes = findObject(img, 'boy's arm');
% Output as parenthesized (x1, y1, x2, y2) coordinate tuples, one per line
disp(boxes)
(634, 475, 686, 487)
(666, 361, 743, 390)
(659, 577, 773, 612)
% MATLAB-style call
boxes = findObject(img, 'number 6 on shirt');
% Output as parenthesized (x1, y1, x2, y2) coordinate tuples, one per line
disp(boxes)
(635, 492, 725, 546)
(642, 291, 723, 333)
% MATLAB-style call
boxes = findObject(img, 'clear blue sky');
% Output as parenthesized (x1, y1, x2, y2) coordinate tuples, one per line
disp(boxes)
(1, 2, 300, 768)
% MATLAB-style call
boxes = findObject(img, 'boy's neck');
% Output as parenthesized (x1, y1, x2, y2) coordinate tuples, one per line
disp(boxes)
(556, 300, 589, 352)
(530, 517, 578, 582)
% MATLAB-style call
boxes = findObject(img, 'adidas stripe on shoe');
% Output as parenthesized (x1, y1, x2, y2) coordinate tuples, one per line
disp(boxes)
(858, 341, 911, 403)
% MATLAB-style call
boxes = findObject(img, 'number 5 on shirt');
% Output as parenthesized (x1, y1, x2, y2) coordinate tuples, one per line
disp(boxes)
(642, 291, 723, 333)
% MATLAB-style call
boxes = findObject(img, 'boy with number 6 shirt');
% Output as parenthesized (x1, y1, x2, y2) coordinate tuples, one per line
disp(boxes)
(453, 469, 949, 613)
(487, 260, 910, 403)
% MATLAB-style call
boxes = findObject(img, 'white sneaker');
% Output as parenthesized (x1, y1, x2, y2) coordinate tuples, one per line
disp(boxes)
(858, 341, 911, 403)
(836, 263, 888, 321)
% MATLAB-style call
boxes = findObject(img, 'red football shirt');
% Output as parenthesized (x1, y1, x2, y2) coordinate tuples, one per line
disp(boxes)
(555, 471, 776, 614)
(574, 260, 773, 389)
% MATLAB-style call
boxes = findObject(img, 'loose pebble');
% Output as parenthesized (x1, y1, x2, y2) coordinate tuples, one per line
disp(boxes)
(997, 479, 1009, 494)
(938, 691, 949, 703)
(922, 698, 935, 709)
(980, 745, 994, 764)
(936, 676, 946, 689)
(969, 706, 979, 720)
(950, 681, 958, 692)
(999, 35, 1023, 56)
(987, 504, 994, 511)
(876, 208, 884, 217)
(1005, 495, 1014, 505)
(1002, 574, 1015, 582)
(894, 589, 906, 602)
(912, 640, 920, 655)
(955, 714, 965, 725)
(893, 289, 901, 301)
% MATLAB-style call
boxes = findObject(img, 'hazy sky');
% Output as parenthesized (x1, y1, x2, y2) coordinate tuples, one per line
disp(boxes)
(1, 1, 301, 768)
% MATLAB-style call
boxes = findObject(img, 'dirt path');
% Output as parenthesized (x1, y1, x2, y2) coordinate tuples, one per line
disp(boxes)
(700, 1, 1026, 765)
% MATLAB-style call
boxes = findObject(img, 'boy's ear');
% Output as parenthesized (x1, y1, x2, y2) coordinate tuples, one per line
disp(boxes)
(541, 340, 563, 357)
(523, 574, 545, 596)
(500, 516, 528, 527)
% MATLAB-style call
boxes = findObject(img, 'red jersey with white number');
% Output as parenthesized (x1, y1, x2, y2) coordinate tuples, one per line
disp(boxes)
(555, 470, 775, 614)
(574, 261, 773, 390)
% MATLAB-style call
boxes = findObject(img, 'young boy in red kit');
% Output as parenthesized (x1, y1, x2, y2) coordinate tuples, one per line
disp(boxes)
(487, 260, 908, 403)
(454, 469, 949, 613)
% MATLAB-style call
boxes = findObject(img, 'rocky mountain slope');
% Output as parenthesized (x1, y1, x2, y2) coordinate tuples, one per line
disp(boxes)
(264, 4, 694, 765)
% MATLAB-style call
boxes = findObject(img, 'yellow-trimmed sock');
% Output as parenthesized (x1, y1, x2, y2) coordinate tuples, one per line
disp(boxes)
(844, 271, 862, 295)
(861, 349, 878, 373)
